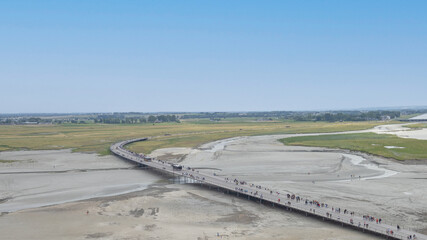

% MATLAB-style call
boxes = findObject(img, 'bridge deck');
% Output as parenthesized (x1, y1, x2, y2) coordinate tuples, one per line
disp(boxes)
(111, 138, 426, 240)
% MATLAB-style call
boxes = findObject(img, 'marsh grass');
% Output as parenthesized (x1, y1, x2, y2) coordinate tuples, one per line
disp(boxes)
(0, 160, 17, 163)
(280, 132, 427, 160)
(405, 123, 427, 129)
(0, 121, 393, 155)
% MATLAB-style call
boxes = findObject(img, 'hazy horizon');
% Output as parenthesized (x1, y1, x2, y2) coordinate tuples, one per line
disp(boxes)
(2, 104, 427, 115)
(1, 1, 426, 113)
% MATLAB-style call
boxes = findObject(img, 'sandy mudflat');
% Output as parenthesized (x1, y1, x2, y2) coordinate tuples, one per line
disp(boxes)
(1, 123, 427, 239)
(0, 183, 377, 240)
(0, 149, 161, 212)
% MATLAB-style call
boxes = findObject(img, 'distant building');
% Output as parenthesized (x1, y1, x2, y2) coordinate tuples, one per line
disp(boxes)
(23, 122, 38, 125)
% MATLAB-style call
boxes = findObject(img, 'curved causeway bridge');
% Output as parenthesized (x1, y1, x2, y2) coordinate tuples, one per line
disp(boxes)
(111, 138, 426, 240)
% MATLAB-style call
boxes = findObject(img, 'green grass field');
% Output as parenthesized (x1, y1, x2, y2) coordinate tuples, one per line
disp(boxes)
(405, 123, 427, 129)
(398, 114, 423, 120)
(280, 132, 427, 161)
(0, 120, 391, 155)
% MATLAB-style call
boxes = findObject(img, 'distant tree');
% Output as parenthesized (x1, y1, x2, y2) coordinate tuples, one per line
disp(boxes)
(157, 115, 166, 122)
(148, 115, 157, 123)
(28, 117, 41, 123)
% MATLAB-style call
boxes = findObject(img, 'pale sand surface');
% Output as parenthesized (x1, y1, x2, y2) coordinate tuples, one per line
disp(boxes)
(0, 149, 134, 172)
(1, 123, 427, 239)
(0, 183, 377, 240)
(372, 123, 427, 140)
(0, 149, 161, 212)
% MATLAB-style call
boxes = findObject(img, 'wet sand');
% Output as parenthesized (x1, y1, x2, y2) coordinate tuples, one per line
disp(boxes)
(0, 149, 161, 212)
(0, 183, 378, 240)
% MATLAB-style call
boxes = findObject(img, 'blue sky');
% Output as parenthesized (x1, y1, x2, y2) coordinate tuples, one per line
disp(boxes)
(1, 0, 426, 113)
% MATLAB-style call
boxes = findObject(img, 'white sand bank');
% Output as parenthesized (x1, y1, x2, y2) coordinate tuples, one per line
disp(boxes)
(371, 123, 427, 140)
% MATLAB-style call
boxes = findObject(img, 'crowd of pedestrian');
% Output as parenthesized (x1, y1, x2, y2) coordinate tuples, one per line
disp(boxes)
(220, 175, 413, 238)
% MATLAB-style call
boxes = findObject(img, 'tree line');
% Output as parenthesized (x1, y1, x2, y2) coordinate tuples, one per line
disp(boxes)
(95, 114, 179, 124)
(181, 110, 402, 122)
(292, 111, 401, 122)
(0, 115, 180, 125)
